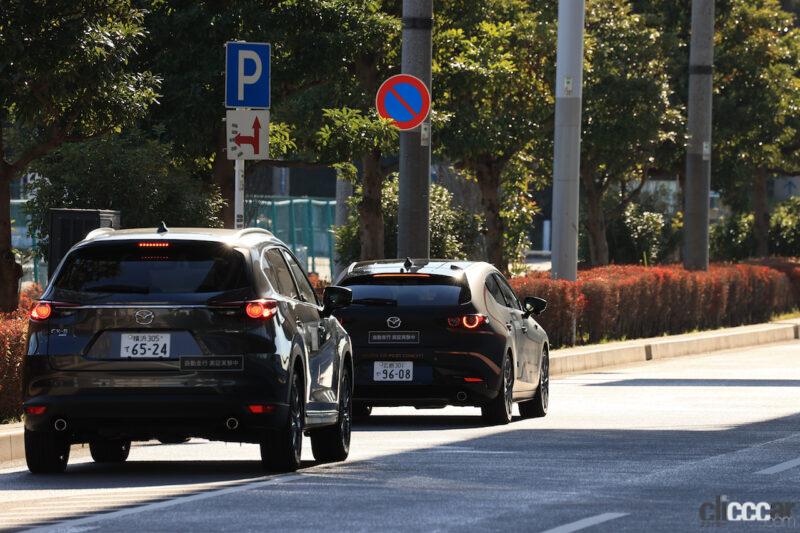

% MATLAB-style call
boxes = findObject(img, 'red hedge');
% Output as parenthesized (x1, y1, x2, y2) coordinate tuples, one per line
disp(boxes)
(510, 262, 797, 348)
(0, 286, 39, 421)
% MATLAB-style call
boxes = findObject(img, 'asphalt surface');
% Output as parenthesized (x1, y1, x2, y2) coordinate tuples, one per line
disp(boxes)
(1, 341, 799, 532)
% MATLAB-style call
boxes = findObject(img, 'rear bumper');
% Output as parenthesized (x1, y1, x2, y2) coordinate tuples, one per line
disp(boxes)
(353, 346, 504, 407)
(23, 394, 290, 443)
(23, 353, 293, 443)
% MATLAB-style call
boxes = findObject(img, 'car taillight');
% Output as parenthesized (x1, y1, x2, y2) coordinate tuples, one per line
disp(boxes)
(447, 314, 488, 329)
(30, 302, 53, 321)
(24, 406, 47, 415)
(245, 300, 278, 320)
(138, 242, 170, 248)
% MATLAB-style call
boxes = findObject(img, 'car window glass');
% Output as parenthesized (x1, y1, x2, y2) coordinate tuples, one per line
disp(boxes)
(282, 251, 318, 305)
(264, 248, 299, 300)
(495, 274, 522, 311)
(484, 274, 508, 306)
(260, 248, 281, 293)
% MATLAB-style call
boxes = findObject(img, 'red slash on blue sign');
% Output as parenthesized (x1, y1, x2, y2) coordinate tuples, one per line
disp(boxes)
(375, 74, 431, 131)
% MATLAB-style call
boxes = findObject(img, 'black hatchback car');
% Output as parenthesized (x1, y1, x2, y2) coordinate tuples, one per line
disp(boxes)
(23, 227, 354, 473)
(334, 259, 549, 425)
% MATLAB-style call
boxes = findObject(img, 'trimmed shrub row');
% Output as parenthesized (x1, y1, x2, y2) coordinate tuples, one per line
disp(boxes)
(0, 288, 37, 421)
(510, 261, 799, 349)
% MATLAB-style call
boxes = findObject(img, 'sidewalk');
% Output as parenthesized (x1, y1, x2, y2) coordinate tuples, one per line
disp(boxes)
(1, 318, 798, 467)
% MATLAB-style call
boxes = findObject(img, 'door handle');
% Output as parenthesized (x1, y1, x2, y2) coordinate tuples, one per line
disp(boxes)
(521, 326, 528, 333)
(506, 323, 513, 331)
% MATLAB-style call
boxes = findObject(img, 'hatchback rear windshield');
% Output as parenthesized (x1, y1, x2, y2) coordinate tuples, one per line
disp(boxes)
(53, 242, 249, 297)
(341, 275, 469, 306)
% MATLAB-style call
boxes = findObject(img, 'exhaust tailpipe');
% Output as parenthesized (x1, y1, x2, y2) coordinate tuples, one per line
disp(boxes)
(456, 391, 468, 402)
(54, 418, 67, 431)
(225, 417, 239, 430)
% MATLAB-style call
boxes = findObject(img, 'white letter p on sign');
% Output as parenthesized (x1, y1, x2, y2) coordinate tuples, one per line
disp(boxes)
(238, 50, 262, 100)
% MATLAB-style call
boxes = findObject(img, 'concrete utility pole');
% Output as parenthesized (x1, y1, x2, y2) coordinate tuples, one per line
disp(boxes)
(683, 0, 715, 271)
(550, 0, 586, 281)
(397, 0, 433, 259)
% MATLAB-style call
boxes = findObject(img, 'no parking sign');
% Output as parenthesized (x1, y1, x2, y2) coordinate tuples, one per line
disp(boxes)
(375, 74, 431, 131)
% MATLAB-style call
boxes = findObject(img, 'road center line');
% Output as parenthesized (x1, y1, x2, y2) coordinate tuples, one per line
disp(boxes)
(539, 512, 629, 533)
(25, 473, 304, 532)
(755, 457, 800, 475)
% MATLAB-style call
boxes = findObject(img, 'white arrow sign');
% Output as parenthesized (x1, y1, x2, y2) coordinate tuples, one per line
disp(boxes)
(226, 109, 269, 160)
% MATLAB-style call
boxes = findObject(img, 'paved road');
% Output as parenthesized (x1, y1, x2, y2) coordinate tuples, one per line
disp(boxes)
(1, 341, 799, 532)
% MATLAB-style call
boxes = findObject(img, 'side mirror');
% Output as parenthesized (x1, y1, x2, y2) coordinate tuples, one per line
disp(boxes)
(322, 286, 352, 317)
(523, 296, 547, 317)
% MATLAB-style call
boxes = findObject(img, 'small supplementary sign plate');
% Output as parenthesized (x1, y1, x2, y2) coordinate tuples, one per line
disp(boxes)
(368, 331, 420, 344)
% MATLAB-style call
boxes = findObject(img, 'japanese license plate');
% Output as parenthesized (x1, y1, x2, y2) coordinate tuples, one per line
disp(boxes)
(374, 361, 413, 381)
(120, 333, 170, 358)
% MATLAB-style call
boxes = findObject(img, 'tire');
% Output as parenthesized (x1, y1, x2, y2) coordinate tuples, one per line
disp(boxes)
(310, 365, 352, 463)
(261, 370, 304, 472)
(25, 429, 70, 474)
(353, 402, 372, 420)
(89, 439, 131, 463)
(520, 349, 549, 419)
(481, 353, 514, 426)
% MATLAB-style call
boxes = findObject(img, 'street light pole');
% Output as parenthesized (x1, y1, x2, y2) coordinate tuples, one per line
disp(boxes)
(397, 0, 432, 259)
(683, 0, 715, 271)
(550, 0, 586, 282)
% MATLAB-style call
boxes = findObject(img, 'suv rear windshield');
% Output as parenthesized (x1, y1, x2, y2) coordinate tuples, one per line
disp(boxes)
(53, 241, 249, 298)
(341, 275, 470, 307)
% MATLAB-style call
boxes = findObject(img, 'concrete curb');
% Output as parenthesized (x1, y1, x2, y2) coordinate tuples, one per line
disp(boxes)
(1, 318, 798, 467)
(0, 423, 24, 465)
(551, 319, 800, 376)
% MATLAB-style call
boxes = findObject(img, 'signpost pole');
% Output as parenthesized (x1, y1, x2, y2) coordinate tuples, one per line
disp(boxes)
(397, 0, 433, 259)
(234, 159, 245, 229)
(683, 0, 714, 271)
(550, 0, 586, 282)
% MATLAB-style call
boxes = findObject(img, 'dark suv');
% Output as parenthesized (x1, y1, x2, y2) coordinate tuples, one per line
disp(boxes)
(23, 227, 354, 474)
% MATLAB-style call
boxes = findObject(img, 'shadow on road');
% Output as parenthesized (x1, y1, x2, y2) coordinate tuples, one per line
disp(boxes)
(589, 378, 800, 387)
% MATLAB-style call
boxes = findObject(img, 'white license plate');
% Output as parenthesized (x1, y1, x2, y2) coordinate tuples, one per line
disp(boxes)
(374, 361, 413, 381)
(121, 333, 171, 358)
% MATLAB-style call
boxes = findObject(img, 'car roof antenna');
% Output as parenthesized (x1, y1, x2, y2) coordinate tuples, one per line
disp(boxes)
(157, 221, 169, 234)
(403, 257, 414, 271)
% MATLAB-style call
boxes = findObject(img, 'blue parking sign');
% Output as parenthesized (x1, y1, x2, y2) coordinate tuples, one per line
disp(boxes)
(225, 42, 271, 108)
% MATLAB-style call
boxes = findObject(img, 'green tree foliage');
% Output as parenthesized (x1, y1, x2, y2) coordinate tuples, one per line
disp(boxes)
(769, 196, 800, 256)
(26, 129, 224, 257)
(435, 0, 554, 271)
(714, 0, 800, 256)
(580, 0, 681, 266)
(335, 176, 482, 267)
(0, 0, 159, 310)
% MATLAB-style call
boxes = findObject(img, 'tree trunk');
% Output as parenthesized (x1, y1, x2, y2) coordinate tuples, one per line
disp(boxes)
(753, 167, 769, 258)
(584, 184, 610, 266)
(476, 162, 506, 272)
(212, 126, 235, 228)
(358, 149, 385, 260)
(0, 172, 22, 312)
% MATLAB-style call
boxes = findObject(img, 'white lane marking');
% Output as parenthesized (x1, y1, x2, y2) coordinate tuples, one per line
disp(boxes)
(755, 457, 800, 475)
(540, 513, 629, 533)
(25, 473, 303, 532)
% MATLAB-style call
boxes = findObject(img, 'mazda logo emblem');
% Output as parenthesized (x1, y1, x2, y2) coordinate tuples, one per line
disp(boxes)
(387, 316, 401, 329)
(135, 310, 155, 325)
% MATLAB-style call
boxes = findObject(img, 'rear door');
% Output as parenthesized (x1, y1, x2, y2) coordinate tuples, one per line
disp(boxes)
(281, 249, 339, 410)
(44, 240, 253, 372)
(494, 273, 539, 392)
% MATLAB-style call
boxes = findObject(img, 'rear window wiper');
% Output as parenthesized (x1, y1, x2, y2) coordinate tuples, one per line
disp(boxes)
(351, 297, 398, 306)
(82, 284, 150, 294)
